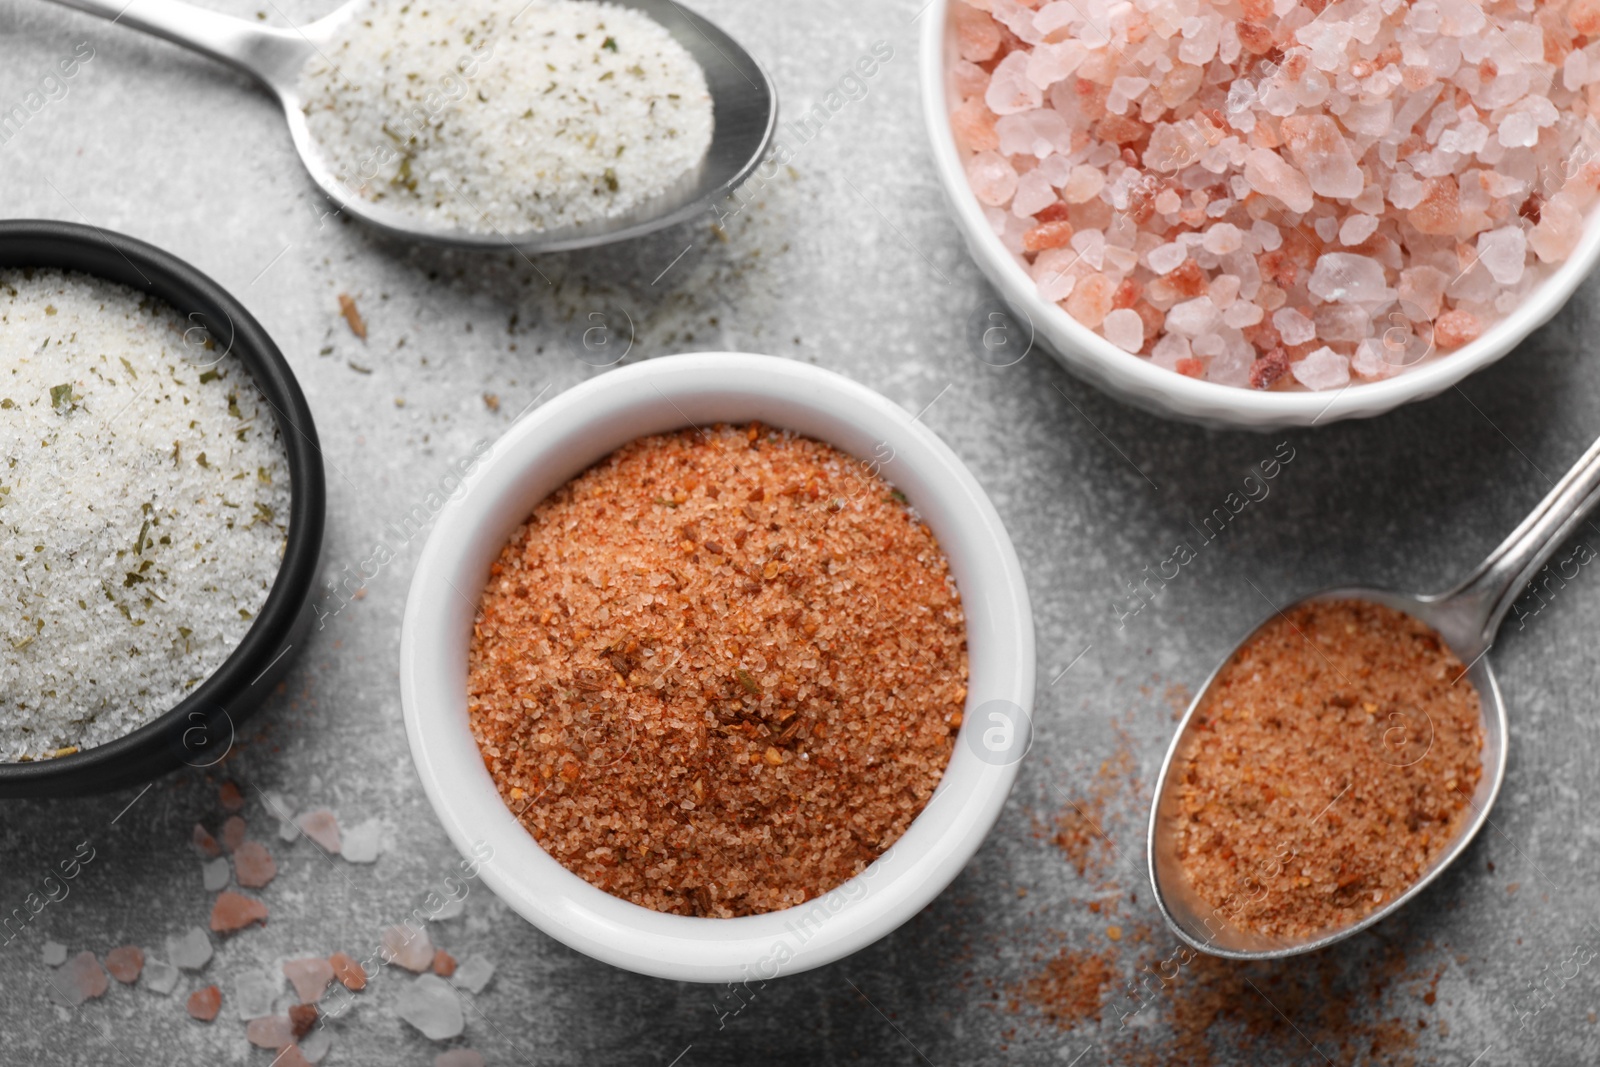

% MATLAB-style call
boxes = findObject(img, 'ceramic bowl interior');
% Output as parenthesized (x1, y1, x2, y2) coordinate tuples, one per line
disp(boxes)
(919, 0, 1600, 429)
(400, 353, 1034, 983)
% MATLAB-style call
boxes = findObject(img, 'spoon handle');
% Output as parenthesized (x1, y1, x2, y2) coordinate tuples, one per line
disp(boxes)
(39, 0, 308, 89)
(1443, 434, 1600, 654)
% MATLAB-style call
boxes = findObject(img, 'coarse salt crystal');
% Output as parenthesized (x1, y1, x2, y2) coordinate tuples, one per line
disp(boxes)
(1291, 347, 1352, 390)
(1272, 308, 1317, 346)
(1102, 308, 1145, 352)
(1339, 215, 1380, 245)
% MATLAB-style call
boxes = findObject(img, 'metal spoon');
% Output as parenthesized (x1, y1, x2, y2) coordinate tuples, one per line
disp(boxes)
(43, 0, 777, 252)
(1149, 434, 1600, 959)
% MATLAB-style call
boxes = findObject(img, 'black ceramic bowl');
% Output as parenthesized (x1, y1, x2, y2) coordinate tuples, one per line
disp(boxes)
(0, 220, 326, 798)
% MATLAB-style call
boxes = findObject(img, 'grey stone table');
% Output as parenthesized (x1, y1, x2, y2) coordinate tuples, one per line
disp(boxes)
(4, 0, 1600, 1063)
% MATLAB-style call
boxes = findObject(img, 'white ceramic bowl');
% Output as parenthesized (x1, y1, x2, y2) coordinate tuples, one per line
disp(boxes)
(400, 353, 1034, 983)
(920, 0, 1600, 430)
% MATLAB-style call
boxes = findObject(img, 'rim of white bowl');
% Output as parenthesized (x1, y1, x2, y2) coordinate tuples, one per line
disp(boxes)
(400, 353, 1035, 984)
(919, 0, 1600, 428)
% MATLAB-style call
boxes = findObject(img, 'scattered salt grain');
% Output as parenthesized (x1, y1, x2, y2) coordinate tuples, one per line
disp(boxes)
(234, 840, 278, 888)
(202, 857, 231, 892)
(1477, 227, 1528, 286)
(187, 985, 222, 1022)
(221, 815, 247, 853)
(295, 809, 342, 854)
(142, 955, 179, 995)
(340, 819, 384, 864)
(331, 952, 368, 991)
(233, 968, 284, 1020)
(300, 0, 714, 235)
(167, 927, 213, 972)
(193, 825, 222, 859)
(284, 957, 334, 1003)
(58, 952, 108, 1005)
(383, 925, 435, 973)
(105, 945, 143, 984)
(450, 955, 495, 995)
(247, 1014, 295, 1050)
(300, 1029, 333, 1064)
(396, 974, 466, 1041)
(210, 891, 269, 934)
(41, 941, 66, 967)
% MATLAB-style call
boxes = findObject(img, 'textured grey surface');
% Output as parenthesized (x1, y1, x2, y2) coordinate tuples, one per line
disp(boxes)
(3, 0, 1600, 1064)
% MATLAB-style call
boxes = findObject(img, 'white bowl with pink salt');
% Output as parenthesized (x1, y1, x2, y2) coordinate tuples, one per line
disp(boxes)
(925, 0, 1600, 427)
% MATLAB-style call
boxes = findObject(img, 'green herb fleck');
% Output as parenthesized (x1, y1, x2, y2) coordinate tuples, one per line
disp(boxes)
(735, 669, 761, 695)
(602, 35, 618, 51)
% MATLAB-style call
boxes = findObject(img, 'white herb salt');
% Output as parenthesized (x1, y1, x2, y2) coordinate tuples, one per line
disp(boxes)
(0, 270, 291, 759)
(300, 0, 715, 234)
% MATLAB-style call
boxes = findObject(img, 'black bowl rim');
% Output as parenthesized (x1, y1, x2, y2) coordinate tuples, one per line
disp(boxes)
(0, 219, 326, 793)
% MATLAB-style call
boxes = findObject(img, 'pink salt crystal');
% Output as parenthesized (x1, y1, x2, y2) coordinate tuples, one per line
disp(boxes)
(295, 808, 342, 854)
(1434, 309, 1482, 348)
(950, 60, 989, 100)
(105, 945, 143, 984)
(1063, 165, 1105, 204)
(1475, 227, 1527, 286)
(234, 840, 277, 889)
(219, 781, 244, 813)
(187, 985, 222, 1022)
(247, 1014, 296, 1050)
(1530, 196, 1583, 263)
(433, 950, 458, 978)
(382, 925, 435, 973)
(221, 815, 246, 853)
(1164, 296, 1222, 337)
(1339, 215, 1379, 246)
(276, 1046, 314, 1067)
(1223, 301, 1265, 328)
(331, 952, 368, 991)
(1307, 253, 1390, 304)
(1398, 266, 1450, 319)
(965, 151, 1018, 207)
(1033, 248, 1079, 303)
(1279, 116, 1365, 199)
(1027, 40, 1087, 90)
(950, 100, 1000, 153)
(953, 1, 1001, 62)
(1146, 242, 1188, 275)
(1271, 307, 1316, 346)
(192, 824, 221, 859)
(1290, 347, 1351, 390)
(1352, 339, 1400, 380)
(1242, 149, 1314, 213)
(64, 952, 108, 1002)
(1066, 273, 1116, 328)
(1312, 305, 1370, 343)
(1013, 170, 1058, 217)
(1208, 274, 1241, 308)
(1408, 176, 1461, 236)
(1102, 308, 1145, 352)
(210, 890, 269, 934)
(284, 958, 335, 1004)
(985, 52, 1042, 115)
(1201, 223, 1243, 255)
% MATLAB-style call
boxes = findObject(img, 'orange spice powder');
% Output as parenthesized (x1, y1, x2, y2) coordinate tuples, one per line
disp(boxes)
(466, 424, 968, 917)
(1173, 599, 1485, 940)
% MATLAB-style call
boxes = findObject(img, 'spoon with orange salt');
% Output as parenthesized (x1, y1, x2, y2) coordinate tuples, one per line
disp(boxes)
(1149, 434, 1600, 959)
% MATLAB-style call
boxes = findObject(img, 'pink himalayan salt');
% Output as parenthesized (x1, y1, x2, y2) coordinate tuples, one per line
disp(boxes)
(1102, 307, 1144, 352)
(433, 950, 458, 978)
(331, 952, 368, 991)
(383, 925, 435, 973)
(296, 808, 342, 854)
(276, 1047, 314, 1067)
(284, 957, 334, 1003)
(193, 824, 221, 858)
(105, 945, 143, 984)
(221, 816, 246, 853)
(210, 890, 269, 934)
(248, 1014, 295, 1050)
(946, 0, 1594, 390)
(966, 152, 1017, 207)
(1291, 347, 1351, 391)
(234, 840, 277, 889)
(187, 985, 222, 1022)
(1066, 274, 1115, 329)
(1243, 149, 1313, 214)
(62, 952, 108, 1003)
(219, 781, 244, 813)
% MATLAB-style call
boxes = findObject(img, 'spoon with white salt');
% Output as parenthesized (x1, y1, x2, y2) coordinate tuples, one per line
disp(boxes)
(1148, 434, 1600, 959)
(43, 0, 777, 252)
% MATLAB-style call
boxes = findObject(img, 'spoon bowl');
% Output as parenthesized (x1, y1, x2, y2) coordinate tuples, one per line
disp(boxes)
(1150, 436, 1600, 959)
(45, 0, 777, 252)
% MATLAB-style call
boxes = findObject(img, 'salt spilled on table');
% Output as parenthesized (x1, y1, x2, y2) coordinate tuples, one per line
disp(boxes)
(949, 0, 1600, 390)
(395, 974, 466, 1041)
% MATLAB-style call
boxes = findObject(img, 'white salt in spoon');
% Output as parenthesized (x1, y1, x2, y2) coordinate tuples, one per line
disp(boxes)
(1149, 434, 1600, 959)
(43, 0, 777, 252)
